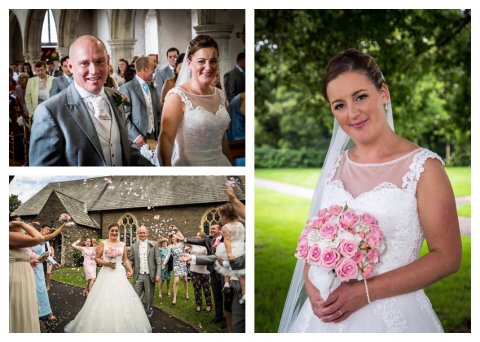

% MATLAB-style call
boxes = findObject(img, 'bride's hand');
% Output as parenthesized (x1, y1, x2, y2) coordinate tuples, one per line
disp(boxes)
(303, 265, 325, 320)
(318, 280, 366, 323)
(109, 262, 116, 269)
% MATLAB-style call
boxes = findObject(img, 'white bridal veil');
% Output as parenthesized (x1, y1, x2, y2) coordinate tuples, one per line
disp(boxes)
(277, 91, 394, 332)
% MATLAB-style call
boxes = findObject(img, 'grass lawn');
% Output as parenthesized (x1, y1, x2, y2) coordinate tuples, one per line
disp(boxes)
(256, 167, 471, 198)
(52, 268, 224, 333)
(254, 185, 471, 332)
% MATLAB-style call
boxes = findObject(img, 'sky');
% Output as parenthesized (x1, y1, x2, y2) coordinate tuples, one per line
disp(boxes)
(9, 175, 90, 203)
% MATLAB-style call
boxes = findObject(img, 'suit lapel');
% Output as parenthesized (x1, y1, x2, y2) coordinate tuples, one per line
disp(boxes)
(132, 79, 147, 108)
(105, 88, 130, 165)
(65, 86, 106, 165)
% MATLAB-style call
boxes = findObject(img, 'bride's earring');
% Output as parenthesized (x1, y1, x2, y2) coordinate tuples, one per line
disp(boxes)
(384, 103, 388, 113)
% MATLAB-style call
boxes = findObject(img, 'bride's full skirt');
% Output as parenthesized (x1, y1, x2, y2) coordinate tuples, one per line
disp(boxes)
(288, 289, 443, 333)
(64, 262, 151, 333)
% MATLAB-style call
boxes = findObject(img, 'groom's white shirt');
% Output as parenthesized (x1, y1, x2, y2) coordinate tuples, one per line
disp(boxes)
(139, 240, 149, 274)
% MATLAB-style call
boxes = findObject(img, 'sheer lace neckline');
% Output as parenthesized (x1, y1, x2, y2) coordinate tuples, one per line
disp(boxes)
(346, 148, 422, 167)
(181, 87, 217, 97)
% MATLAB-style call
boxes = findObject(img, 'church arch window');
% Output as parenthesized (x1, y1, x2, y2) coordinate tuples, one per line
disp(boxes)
(200, 208, 220, 235)
(118, 213, 138, 247)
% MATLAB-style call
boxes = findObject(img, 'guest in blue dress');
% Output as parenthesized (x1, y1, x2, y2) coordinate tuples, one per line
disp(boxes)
(32, 223, 66, 320)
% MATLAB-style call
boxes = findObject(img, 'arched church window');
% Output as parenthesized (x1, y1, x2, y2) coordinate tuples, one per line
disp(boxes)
(200, 208, 220, 235)
(41, 10, 57, 47)
(118, 213, 138, 247)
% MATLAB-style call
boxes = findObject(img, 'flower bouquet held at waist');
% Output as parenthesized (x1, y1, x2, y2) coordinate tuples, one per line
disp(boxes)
(295, 204, 384, 300)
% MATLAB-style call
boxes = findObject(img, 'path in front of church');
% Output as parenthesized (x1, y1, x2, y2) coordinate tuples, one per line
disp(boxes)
(44, 280, 198, 333)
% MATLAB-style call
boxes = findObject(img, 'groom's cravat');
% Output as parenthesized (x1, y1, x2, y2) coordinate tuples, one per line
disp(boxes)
(88, 95, 111, 120)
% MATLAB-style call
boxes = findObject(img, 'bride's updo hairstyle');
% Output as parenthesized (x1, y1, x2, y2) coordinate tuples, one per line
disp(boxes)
(322, 48, 386, 102)
(217, 202, 237, 221)
(187, 35, 219, 60)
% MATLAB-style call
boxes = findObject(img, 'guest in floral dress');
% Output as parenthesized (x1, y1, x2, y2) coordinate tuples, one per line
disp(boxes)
(72, 238, 97, 297)
(158, 237, 172, 298)
(168, 228, 189, 305)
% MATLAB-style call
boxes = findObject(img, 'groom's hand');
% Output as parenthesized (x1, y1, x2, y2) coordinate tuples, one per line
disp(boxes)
(126, 271, 133, 278)
(155, 276, 160, 282)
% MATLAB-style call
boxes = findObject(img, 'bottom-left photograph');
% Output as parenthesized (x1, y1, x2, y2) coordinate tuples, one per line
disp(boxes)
(9, 175, 245, 333)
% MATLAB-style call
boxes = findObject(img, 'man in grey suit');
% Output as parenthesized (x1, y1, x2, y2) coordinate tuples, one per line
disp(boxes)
(128, 225, 161, 319)
(153, 47, 178, 101)
(29, 35, 136, 166)
(119, 57, 161, 149)
(223, 52, 245, 103)
(49, 55, 73, 97)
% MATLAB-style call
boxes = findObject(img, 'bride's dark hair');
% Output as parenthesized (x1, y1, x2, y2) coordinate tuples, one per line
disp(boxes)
(322, 48, 386, 101)
(188, 35, 219, 60)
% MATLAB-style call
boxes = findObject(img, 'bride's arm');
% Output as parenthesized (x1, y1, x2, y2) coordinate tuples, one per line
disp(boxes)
(317, 158, 462, 323)
(159, 93, 184, 166)
(123, 245, 133, 277)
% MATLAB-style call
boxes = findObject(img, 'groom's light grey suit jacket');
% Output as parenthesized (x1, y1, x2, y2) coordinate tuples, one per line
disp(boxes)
(129, 240, 161, 283)
(29, 84, 131, 166)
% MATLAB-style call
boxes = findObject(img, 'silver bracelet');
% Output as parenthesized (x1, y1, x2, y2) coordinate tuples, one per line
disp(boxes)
(363, 278, 371, 304)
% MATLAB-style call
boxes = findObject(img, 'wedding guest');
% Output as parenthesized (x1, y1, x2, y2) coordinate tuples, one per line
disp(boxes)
(160, 53, 185, 104)
(128, 225, 161, 318)
(168, 227, 189, 305)
(25, 61, 53, 118)
(188, 232, 213, 313)
(71, 238, 97, 297)
(280, 48, 461, 333)
(49, 55, 73, 96)
(112, 58, 129, 88)
(158, 237, 172, 298)
(32, 223, 66, 322)
(9, 218, 44, 332)
(23, 62, 34, 78)
(14, 72, 30, 116)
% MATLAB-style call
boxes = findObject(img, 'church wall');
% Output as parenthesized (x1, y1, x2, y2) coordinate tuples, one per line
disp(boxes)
(97, 203, 226, 242)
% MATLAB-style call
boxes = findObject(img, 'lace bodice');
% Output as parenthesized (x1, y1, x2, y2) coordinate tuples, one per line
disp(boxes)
(323, 148, 443, 275)
(224, 221, 246, 243)
(168, 86, 231, 166)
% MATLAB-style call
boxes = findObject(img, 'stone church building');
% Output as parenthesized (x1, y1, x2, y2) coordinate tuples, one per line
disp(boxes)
(12, 176, 245, 267)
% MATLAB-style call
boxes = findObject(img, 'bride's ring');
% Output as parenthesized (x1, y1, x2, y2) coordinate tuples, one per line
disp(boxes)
(338, 309, 343, 316)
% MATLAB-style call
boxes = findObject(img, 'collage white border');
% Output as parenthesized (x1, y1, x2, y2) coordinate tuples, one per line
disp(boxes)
(3, 1, 477, 340)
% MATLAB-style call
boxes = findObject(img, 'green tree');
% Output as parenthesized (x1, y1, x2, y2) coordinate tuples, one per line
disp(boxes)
(255, 9, 471, 166)
(9, 194, 22, 214)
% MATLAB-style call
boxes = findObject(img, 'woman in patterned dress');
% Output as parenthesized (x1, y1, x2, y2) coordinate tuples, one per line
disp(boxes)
(168, 227, 189, 305)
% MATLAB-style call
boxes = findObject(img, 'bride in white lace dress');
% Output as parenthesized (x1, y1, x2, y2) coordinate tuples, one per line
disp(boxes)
(279, 49, 461, 333)
(64, 224, 151, 333)
(159, 35, 232, 166)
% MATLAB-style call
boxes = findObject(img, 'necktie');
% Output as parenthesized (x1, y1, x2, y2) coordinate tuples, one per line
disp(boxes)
(91, 95, 111, 120)
(143, 82, 150, 94)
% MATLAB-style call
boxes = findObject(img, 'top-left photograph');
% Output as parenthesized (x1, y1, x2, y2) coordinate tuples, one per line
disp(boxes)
(9, 9, 246, 167)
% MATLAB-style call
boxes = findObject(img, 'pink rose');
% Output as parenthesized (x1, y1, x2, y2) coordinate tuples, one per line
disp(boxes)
(295, 238, 309, 260)
(320, 248, 340, 271)
(335, 258, 359, 281)
(320, 223, 338, 239)
(352, 250, 364, 263)
(366, 249, 379, 263)
(362, 264, 374, 279)
(328, 205, 343, 216)
(308, 244, 322, 264)
(339, 240, 358, 257)
(365, 232, 381, 249)
(340, 209, 358, 229)
(362, 212, 378, 226)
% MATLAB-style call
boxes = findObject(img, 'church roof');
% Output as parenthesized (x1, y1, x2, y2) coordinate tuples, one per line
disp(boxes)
(51, 190, 99, 228)
(13, 176, 245, 216)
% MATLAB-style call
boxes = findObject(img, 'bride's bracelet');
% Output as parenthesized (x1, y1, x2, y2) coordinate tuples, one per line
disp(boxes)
(363, 278, 371, 304)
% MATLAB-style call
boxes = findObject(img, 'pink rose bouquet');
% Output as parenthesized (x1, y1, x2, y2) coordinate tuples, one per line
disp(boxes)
(105, 247, 122, 262)
(295, 204, 384, 299)
(58, 213, 71, 222)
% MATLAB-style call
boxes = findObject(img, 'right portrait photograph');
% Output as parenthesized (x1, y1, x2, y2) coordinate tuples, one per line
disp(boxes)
(254, 9, 471, 333)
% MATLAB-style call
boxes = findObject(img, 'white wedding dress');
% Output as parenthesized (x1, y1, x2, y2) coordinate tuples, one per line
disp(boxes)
(168, 86, 231, 166)
(64, 241, 151, 333)
(288, 148, 444, 332)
